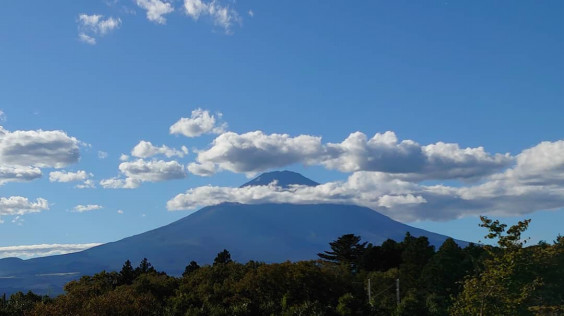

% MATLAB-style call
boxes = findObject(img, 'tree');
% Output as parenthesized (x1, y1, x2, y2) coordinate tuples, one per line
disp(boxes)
(451, 217, 564, 315)
(213, 249, 232, 265)
(318, 234, 367, 271)
(135, 258, 156, 275)
(183, 260, 200, 277)
(420, 238, 467, 315)
(119, 259, 135, 285)
(399, 233, 434, 291)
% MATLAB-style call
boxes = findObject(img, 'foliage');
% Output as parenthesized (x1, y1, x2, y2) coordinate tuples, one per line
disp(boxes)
(452, 217, 564, 315)
(318, 233, 367, 272)
(2, 218, 560, 316)
(213, 249, 233, 265)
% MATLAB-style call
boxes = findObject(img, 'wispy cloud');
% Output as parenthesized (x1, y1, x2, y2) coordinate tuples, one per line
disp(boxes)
(135, 0, 174, 24)
(78, 33, 96, 45)
(77, 14, 121, 44)
(0, 243, 102, 259)
(72, 204, 103, 213)
(183, 0, 241, 33)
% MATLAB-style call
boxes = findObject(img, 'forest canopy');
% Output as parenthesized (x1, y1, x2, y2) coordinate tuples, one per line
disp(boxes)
(1, 217, 562, 316)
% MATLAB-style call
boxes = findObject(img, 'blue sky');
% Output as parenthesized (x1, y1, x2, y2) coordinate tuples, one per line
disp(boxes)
(0, 0, 563, 258)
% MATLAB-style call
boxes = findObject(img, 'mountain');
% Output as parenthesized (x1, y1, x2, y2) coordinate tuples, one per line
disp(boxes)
(0, 172, 466, 295)
(240, 170, 319, 188)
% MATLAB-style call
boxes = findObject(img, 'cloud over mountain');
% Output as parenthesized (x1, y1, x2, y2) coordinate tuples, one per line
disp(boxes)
(189, 131, 323, 175)
(170, 140, 564, 221)
(0, 243, 101, 259)
(189, 130, 512, 180)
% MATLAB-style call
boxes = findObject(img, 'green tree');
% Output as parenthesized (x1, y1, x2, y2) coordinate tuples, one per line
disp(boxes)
(452, 217, 564, 315)
(135, 257, 156, 275)
(399, 233, 434, 292)
(420, 238, 469, 314)
(318, 234, 367, 271)
(214, 249, 233, 265)
(119, 259, 135, 285)
(183, 260, 201, 277)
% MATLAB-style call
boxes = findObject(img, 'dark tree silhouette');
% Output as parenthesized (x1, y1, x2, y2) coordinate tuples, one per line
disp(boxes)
(135, 258, 156, 274)
(119, 259, 135, 285)
(182, 261, 200, 277)
(213, 249, 232, 265)
(318, 233, 367, 271)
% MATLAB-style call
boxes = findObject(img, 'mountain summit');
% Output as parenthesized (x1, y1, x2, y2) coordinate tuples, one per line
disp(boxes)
(240, 170, 319, 188)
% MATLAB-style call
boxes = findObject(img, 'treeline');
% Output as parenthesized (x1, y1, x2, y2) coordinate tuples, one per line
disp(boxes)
(1, 217, 563, 315)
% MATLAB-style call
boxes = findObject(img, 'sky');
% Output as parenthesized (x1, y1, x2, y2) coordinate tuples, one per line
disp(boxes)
(0, 0, 563, 259)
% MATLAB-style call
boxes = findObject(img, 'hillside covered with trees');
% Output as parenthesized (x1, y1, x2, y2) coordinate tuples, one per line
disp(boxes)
(1, 217, 562, 316)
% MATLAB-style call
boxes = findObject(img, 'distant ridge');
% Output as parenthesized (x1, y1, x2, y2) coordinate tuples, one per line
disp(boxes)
(240, 170, 319, 188)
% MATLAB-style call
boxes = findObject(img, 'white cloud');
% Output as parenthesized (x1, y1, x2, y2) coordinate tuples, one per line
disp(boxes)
(0, 243, 102, 259)
(0, 110, 6, 121)
(187, 161, 216, 176)
(78, 33, 96, 45)
(170, 108, 226, 137)
(98, 151, 109, 159)
(100, 177, 140, 189)
(49, 170, 89, 183)
(191, 130, 512, 181)
(0, 196, 49, 222)
(73, 204, 103, 213)
(248, 10, 254, 17)
(49, 170, 95, 189)
(0, 127, 80, 168)
(0, 166, 42, 185)
(169, 140, 564, 222)
(131, 140, 188, 158)
(76, 179, 96, 189)
(190, 131, 323, 174)
(136, 0, 174, 24)
(120, 159, 186, 181)
(101, 159, 187, 189)
(323, 131, 512, 179)
(117, 209, 124, 214)
(120, 154, 130, 161)
(77, 14, 121, 44)
(183, 0, 240, 33)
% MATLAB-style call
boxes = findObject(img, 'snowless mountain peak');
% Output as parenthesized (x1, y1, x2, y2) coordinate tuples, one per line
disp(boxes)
(240, 170, 319, 189)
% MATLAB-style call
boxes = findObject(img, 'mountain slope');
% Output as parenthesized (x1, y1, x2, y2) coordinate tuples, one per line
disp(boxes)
(0, 202, 465, 295)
